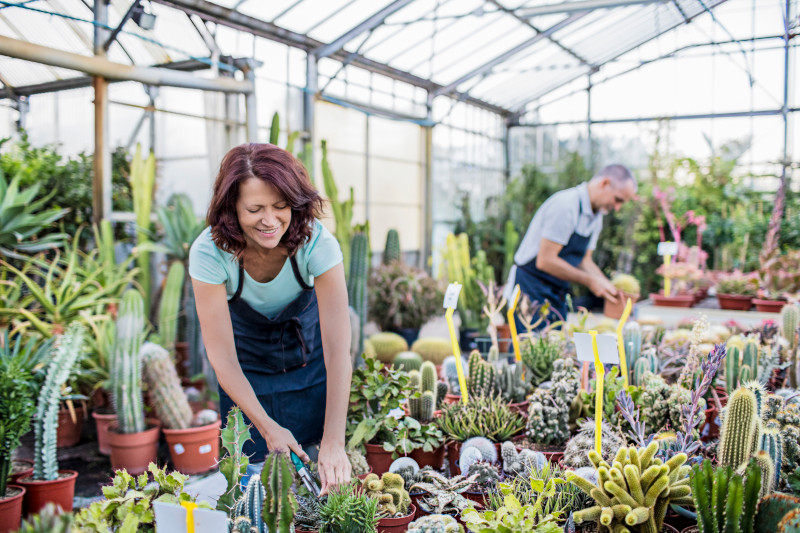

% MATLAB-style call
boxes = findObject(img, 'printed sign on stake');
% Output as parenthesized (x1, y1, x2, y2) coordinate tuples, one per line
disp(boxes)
(657, 241, 678, 256)
(443, 282, 462, 309)
(443, 283, 469, 404)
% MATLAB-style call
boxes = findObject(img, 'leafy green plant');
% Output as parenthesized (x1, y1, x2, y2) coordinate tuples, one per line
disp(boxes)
(463, 478, 564, 533)
(319, 482, 379, 533)
(368, 262, 443, 330)
(489, 459, 587, 518)
(383, 416, 445, 457)
(576, 366, 640, 428)
(717, 271, 759, 296)
(0, 356, 37, 496)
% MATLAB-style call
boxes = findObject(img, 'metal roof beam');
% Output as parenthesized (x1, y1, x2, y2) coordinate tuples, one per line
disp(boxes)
(516, 0, 666, 18)
(433, 11, 587, 97)
(313, 0, 417, 59)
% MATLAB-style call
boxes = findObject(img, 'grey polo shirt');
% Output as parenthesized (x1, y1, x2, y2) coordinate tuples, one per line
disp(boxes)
(503, 182, 603, 300)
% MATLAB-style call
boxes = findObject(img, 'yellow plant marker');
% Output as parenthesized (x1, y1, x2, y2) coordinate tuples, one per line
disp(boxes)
(616, 298, 633, 388)
(181, 501, 198, 533)
(663, 254, 672, 297)
(506, 284, 522, 363)
(590, 330, 604, 455)
(444, 283, 469, 404)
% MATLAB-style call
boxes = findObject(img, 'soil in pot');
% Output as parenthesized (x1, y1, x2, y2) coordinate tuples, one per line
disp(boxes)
(604, 292, 639, 319)
(753, 298, 788, 313)
(0, 485, 25, 533)
(9, 460, 33, 484)
(163, 419, 221, 475)
(364, 443, 394, 475)
(56, 405, 85, 448)
(650, 293, 695, 308)
(378, 504, 416, 533)
(92, 408, 116, 456)
(717, 294, 753, 311)
(107, 420, 161, 476)
(17, 470, 78, 515)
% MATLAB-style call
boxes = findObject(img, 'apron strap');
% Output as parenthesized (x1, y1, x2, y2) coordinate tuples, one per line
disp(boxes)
(232, 263, 245, 301)
(290, 255, 312, 291)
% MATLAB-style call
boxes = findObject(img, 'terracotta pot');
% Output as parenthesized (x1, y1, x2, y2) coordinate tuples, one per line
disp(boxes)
(107, 420, 161, 475)
(377, 504, 416, 533)
(717, 293, 754, 311)
(693, 287, 709, 304)
(92, 409, 116, 456)
(364, 443, 394, 475)
(541, 450, 565, 465)
(443, 393, 461, 405)
(409, 491, 425, 519)
(409, 446, 445, 470)
(356, 467, 374, 481)
(446, 440, 462, 475)
(508, 400, 529, 417)
(753, 298, 788, 313)
(163, 419, 221, 475)
(604, 292, 640, 319)
(56, 405, 85, 448)
(17, 470, 77, 515)
(496, 324, 512, 353)
(650, 293, 694, 308)
(0, 485, 25, 533)
(463, 490, 488, 508)
(9, 460, 33, 484)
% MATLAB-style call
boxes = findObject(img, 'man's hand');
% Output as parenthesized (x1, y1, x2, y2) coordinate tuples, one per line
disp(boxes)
(589, 275, 619, 303)
(317, 440, 351, 496)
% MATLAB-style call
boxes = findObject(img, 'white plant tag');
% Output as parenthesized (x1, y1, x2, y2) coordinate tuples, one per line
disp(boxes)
(193, 508, 230, 533)
(574, 333, 621, 364)
(173, 443, 185, 455)
(657, 241, 678, 256)
(198, 444, 212, 455)
(510, 285, 520, 305)
(153, 501, 186, 532)
(443, 283, 462, 309)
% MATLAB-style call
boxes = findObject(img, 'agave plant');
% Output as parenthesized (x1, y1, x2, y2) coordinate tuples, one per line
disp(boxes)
(153, 193, 206, 264)
(410, 470, 479, 514)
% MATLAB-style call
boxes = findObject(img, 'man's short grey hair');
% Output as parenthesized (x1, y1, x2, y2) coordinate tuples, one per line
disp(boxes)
(591, 164, 637, 192)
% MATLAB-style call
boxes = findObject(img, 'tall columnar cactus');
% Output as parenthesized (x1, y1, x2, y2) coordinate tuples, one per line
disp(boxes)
(754, 451, 777, 498)
(131, 144, 156, 313)
(409, 361, 438, 423)
(141, 342, 193, 430)
(261, 451, 297, 533)
(158, 260, 185, 353)
(633, 351, 659, 387)
(569, 442, 692, 533)
(690, 458, 761, 533)
(348, 231, 369, 358)
(719, 387, 762, 470)
(761, 427, 784, 491)
(421, 361, 436, 394)
(496, 361, 530, 403)
(111, 289, 147, 434)
(526, 358, 580, 446)
(503, 220, 519, 281)
(383, 228, 401, 264)
(782, 304, 799, 387)
(233, 476, 266, 533)
(467, 350, 496, 398)
(624, 322, 642, 370)
(33, 323, 85, 481)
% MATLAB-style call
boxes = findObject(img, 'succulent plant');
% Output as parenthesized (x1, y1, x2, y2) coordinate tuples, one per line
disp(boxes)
(294, 494, 323, 532)
(368, 332, 409, 363)
(347, 448, 371, 476)
(465, 461, 501, 490)
(495, 360, 532, 404)
(690, 458, 761, 533)
(611, 273, 641, 295)
(411, 338, 453, 365)
(410, 470, 479, 515)
(407, 514, 464, 533)
(500, 441, 545, 476)
(436, 395, 526, 443)
(467, 350, 497, 398)
(461, 436, 498, 463)
(319, 482, 380, 533)
(526, 357, 580, 446)
(459, 446, 484, 475)
(563, 421, 626, 469)
(520, 336, 561, 387)
(361, 472, 412, 517)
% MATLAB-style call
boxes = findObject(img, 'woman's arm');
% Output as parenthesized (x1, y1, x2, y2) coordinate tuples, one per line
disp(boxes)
(312, 262, 353, 494)
(191, 278, 311, 462)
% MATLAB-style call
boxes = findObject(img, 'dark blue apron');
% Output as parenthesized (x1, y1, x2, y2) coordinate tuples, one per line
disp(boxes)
(219, 255, 327, 462)
(514, 200, 593, 329)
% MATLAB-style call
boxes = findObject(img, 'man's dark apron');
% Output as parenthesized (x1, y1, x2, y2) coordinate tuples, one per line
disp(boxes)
(514, 201, 592, 329)
(218, 255, 327, 462)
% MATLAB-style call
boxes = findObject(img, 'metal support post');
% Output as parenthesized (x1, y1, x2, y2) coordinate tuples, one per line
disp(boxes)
(423, 92, 434, 271)
(587, 72, 594, 171)
(781, 0, 791, 185)
(304, 53, 318, 174)
(365, 115, 370, 224)
(503, 117, 511, 184)
(93, 0, 112, 223)
(239, 59, 258, 142)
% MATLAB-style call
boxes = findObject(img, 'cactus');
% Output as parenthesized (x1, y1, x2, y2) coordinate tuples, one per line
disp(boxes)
(564, 421, 626, 469)
(321, 139, 354, 275)
(633, 352, 659, 387)
(495, 361, 531, 403)
(229, 516, 258, 533)
(33, 323, 85, 481)
(753, 450, 776, 498)
(369, 332, 408, 363)
(383, 228, 401, 264)
(393, 351, 423, 372)
(411, 337, 452, 365)
(16, 503, 76, 533)
(754, 494, 800, 533)
(261, 451, 297, 533)
(520, 336, 560, 387)
(157, 260, 185, 352)
(782, 304, 799, 352)
(719, 387, 763, 470)
(141, 341, 193, 429)
(503, 220, 519, 281)
(569, 441, 692, 533)
(348, 231, 369, 358)
(612, 274, 641, 295)
(690, 457, 761, 533)
(624, 322, 643, 381)
(409, 390, 437, 424)
(726, 336, 760, 394)
(233, 476, 266, 533)
(436, 381, 448, 407)
(500, 441, 546, 475)
(442, 355, 468, 396)
(111, 289, 147, 434)
(217, 407, 252, 513)
(760, 427, 784, 490)
(461, 436, 497, 463)
(389, 457, 420, 475)
(347, 447, 371, 476)
(361, 472, 411, 517)
(458, 446, 483, 474)
(636, 372, 671, 433)
(408, 514, 464, 533)
(467, 350, 497, 398)
(526, 358, 580, 446)
(466, 461, 500, 490)
(420, 361, 437, 393)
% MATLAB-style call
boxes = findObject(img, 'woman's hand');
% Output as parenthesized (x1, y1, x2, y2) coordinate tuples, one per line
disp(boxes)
(263, 423, 310, 463)
(317, 439, 351, 496)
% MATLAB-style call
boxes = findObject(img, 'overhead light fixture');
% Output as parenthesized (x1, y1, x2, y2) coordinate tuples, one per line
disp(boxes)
(132, 2, 156, 31)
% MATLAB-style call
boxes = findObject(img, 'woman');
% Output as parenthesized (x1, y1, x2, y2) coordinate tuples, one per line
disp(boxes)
(189, 143, 352, 494)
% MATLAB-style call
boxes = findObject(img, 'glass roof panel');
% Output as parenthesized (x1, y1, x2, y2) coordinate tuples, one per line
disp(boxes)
(272, 0, 353, 35)
(307, 0, 395, 43)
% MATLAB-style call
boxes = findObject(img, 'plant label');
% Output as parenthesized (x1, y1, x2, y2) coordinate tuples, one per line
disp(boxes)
(193, 508, 230, 533)
(574, 332, 620, 364)
(657, 241, 678, 256)
(443, 283, 462, 309)
(153, 501, 186, 532)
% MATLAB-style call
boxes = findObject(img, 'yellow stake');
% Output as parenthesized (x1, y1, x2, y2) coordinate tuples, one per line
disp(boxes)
(616, 298, 633, 388)
(445, 307, 469, 404)
(181, 501, 198, 533)
(590, 330, 604, 455)
(507, 284, 522, 363)
(663, 254, 672, 297)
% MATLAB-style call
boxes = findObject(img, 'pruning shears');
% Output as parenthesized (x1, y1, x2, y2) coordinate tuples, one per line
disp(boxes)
(290, 451, 321, 499)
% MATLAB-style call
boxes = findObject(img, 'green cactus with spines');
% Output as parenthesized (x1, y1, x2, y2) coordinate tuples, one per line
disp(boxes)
(420, 361, 436, 393)
(383, 228, 401, 264)
(760, 427, 783, 490)
(368, 332, 408, 363)
(570, 441, 692, 533)
(436, 382, 448, 406)
(157, 260, 185, 353)
(393, 351, 423, 372)
(33, 323, 85, 481)
(261, 451, 297, 533)
(753, 450, 776, 498)
(526, 358, 579, 446)
(411, 337, 452, 365)
(467, 349, 497, 398)
(348, 231, 369, 358)
(465, 461, 501, 490)
(409, 390, 436, 423)
(624, 322, 642, 378)
(111, 288, 147, 434)
(495, 360, 531, 404)
(754, 494, 800, 533)
(502, 220, 519, 281)
(719, 387, 763, 470)
(234, 476, 266, 532)
(141, 341, 193, 429)
(637, 372, 671, 432)
(229, 516, 258, 533)
(361, 472, 411, 517)
(408, 370, 421, 390)
(633, 353, 659, 387)
(690, 457, 761, 533)
(744, 338, 760, 371)
(217, 407, 251, 514)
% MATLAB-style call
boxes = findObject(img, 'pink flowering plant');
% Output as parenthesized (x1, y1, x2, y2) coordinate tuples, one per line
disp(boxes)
(758, 249, 800, 300)
(716, 270, 759, 297)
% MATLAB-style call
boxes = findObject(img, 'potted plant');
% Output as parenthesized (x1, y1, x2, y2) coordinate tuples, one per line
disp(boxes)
(476, 279, 507, 353)
(361, 472, 416, 533)
(604, 273, 641, 319)
(410, 470, 479, 517)
(715, 270, 758, 310)
(16, 323, 84, 516)
(106, 289, 161, 475)
(524, 358, 580, 463)
(141, 342, 220, 475)
(405, 362, 448, 468)
(368, 261, 443, 346)
(295, 494, 323, 533)
(650, 261, 699, 307)
(495, 360, 532, 415)
(755, 250, 800, 312)
(462, 478, 565, 533)
(318, 482, 380, 533)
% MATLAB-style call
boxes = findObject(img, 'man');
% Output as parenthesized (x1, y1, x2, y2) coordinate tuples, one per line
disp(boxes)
(504, 164, 636, 326)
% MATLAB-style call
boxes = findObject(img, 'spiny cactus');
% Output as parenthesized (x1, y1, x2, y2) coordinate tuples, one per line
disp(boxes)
(409, 390, 436, 424)
(467, 350, 496, 398)
(421, 361, 437, 394)
(389, 456, 420, 475)
(361, 472, 411, 517)
(461, 436, 497, 463)
(33, 323, 85, 481)
(636, 372, 671, 433)
(229, 516, 258, 533)
(459, 446, 483, 475)
(726, 337, 760, 393)
(407, 514, 464, 533)
(411, 338, 452, 365)
(500, 441, 545, 475)
(393, 351, 423, 372)
(753, 450, 776, 498)
(348, 231, 369, 357)
(633, 350, 659, 387)
(436, 381, 448, 407)
(261, 451, 297, 533)
(141, 341, 193, 429)
(369, 332, 408, 363)
(495, 361, 531, 404)
(624, 322, 642, 379)
(465, 461, 500, 490)
(526, 357, 580, 446)
(520, 336, 560, 386)
(761, 427, 784, 491)
(442, 355, 468, 396)
(111, 289, 147, 434)
(569, 441, 692, 533)
(383, 228, 401, 264)
(781, 304, 799, 387)
(347, 447, 370, 476)
(690, 457, 761, 533)
(233, 476, 266, 533)
(157, 260, 184, 352)
(719, 387, 762, 470)
(754, 494, 800, 533)
(564, 421, 626, 469)
(217, 407, 251, 513)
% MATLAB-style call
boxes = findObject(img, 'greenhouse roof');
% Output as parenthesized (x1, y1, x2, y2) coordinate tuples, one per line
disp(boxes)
(0, 0, 734, 116)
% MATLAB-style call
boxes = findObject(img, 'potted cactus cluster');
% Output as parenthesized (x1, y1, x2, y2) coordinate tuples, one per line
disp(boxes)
(604, 273, 641, 319)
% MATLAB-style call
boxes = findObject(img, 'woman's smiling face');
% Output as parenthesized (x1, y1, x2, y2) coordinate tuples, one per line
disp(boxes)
(236, 177, 292, 250)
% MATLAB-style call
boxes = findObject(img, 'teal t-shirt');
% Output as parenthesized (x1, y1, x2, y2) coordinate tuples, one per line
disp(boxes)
(188, 220, 343, 319)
